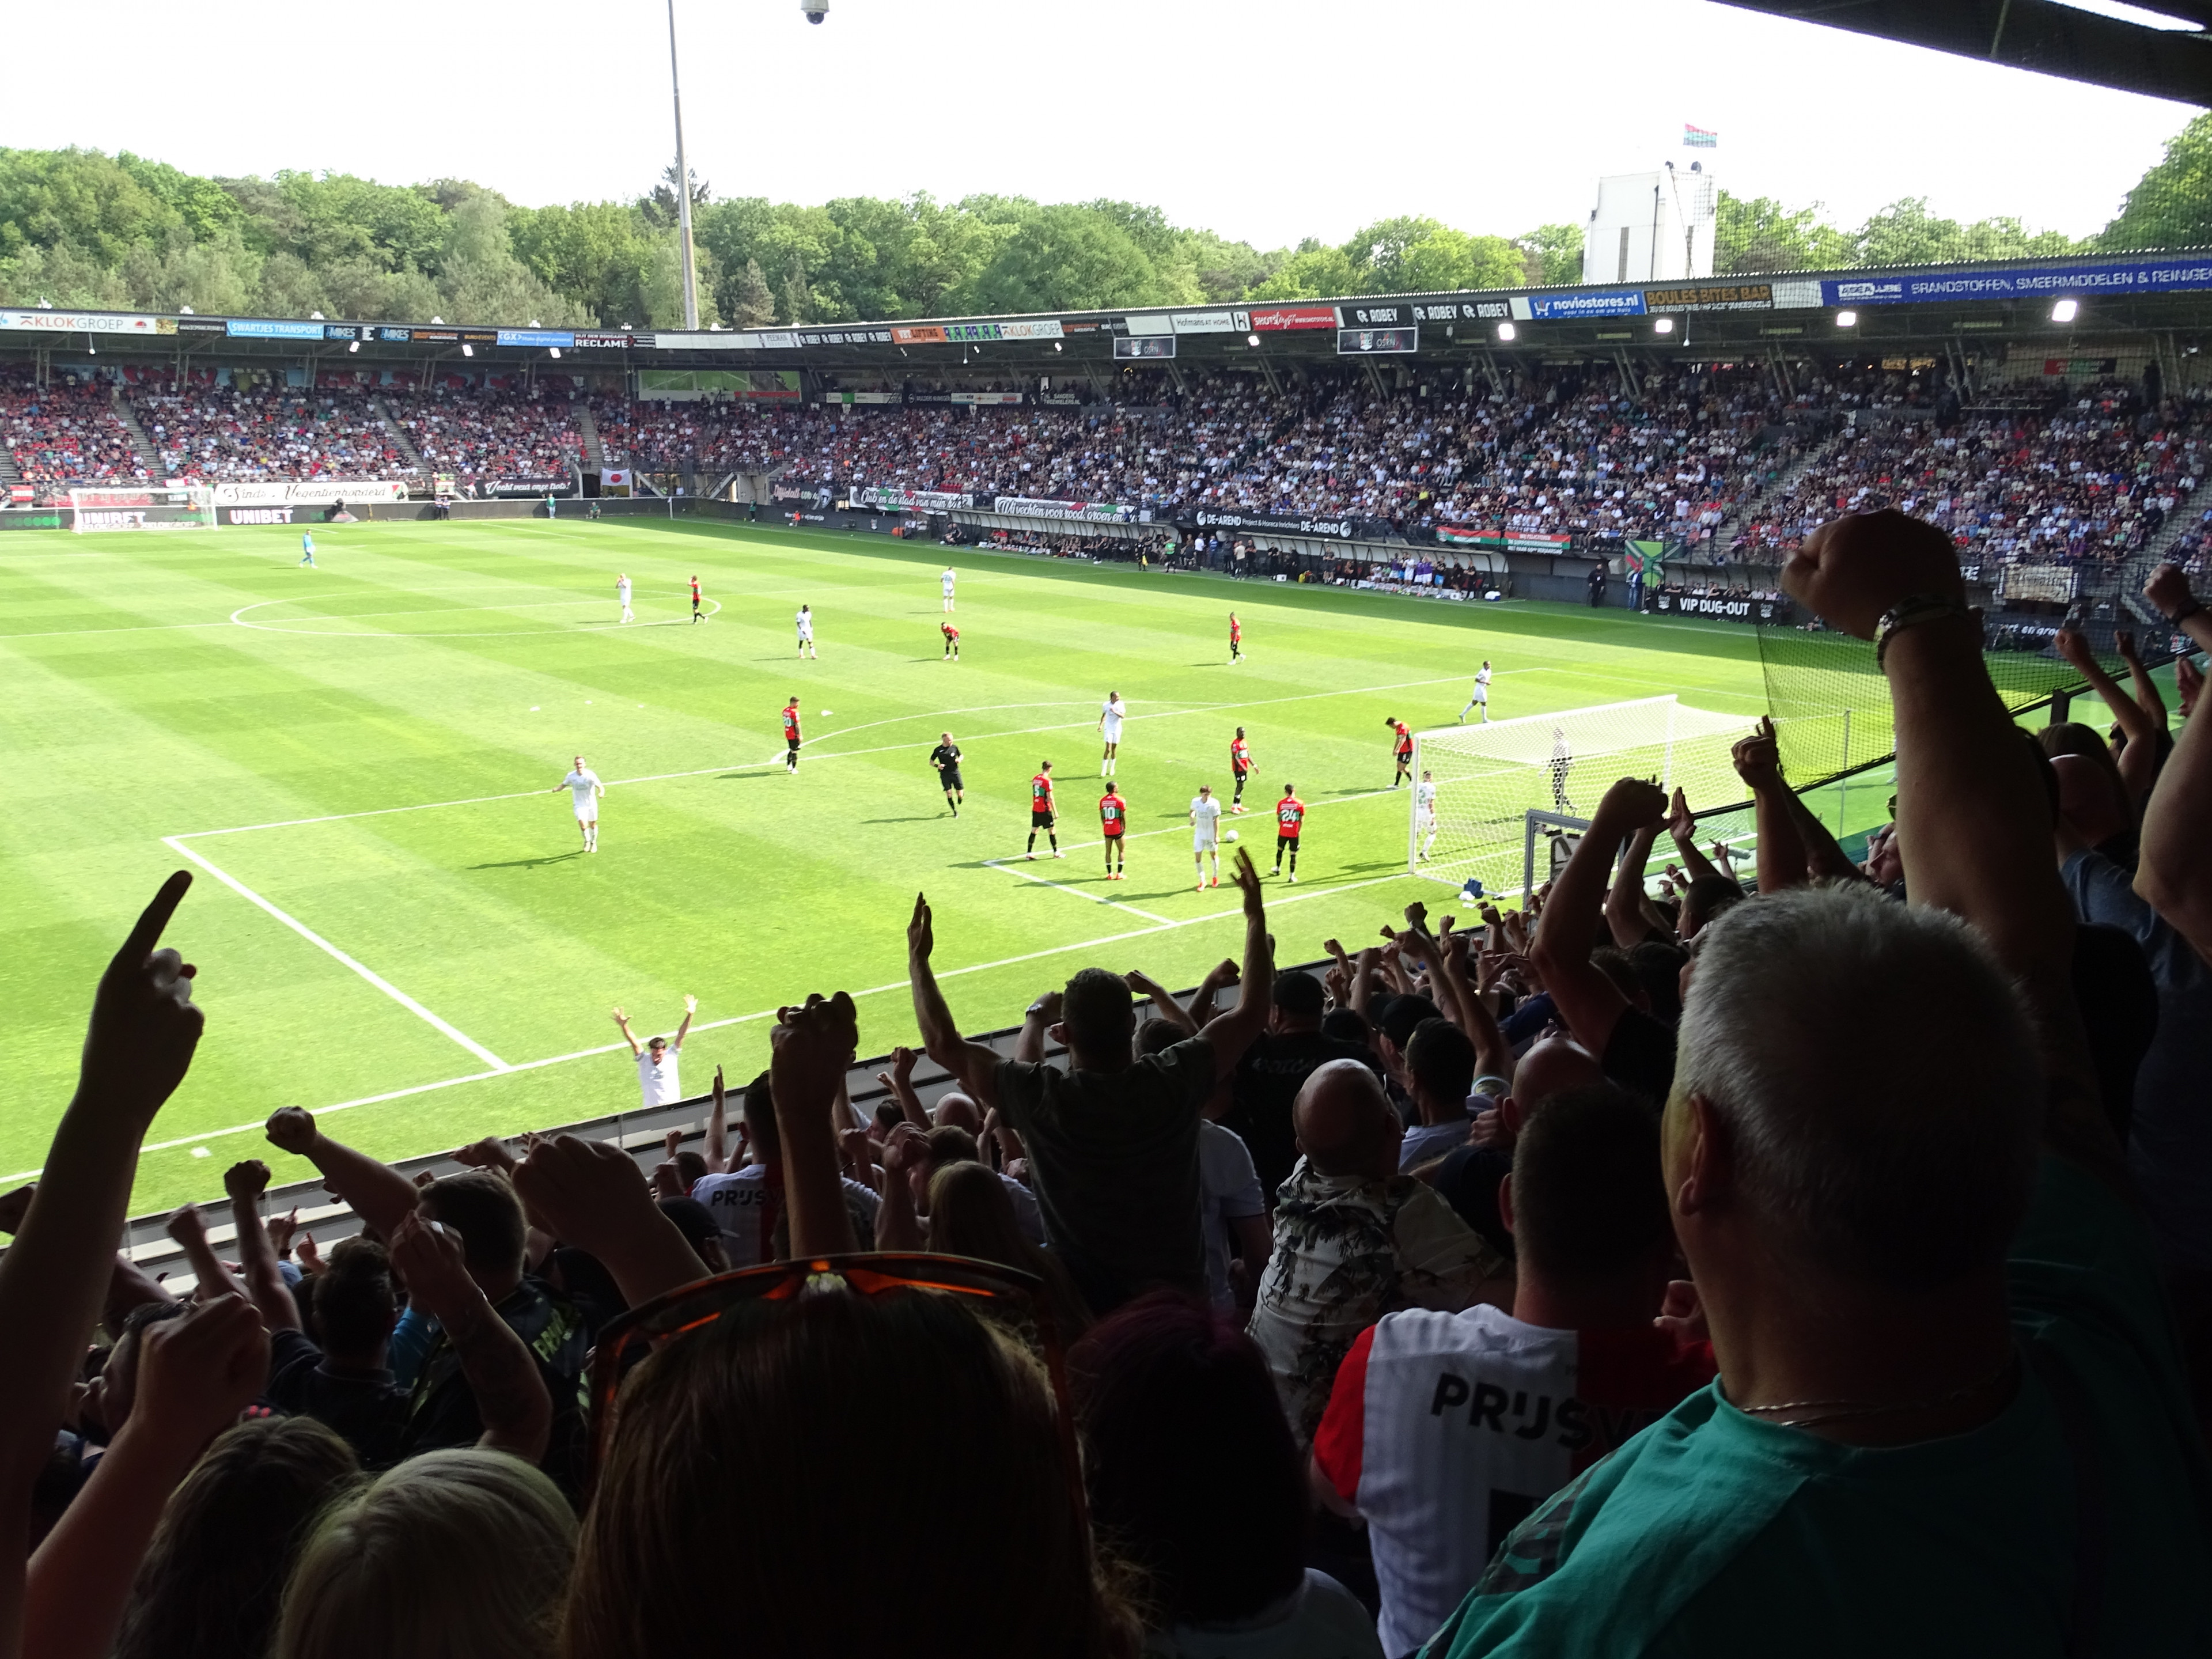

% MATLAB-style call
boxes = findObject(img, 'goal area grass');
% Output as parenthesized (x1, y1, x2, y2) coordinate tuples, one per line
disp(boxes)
(4, 516, 1786, 1211)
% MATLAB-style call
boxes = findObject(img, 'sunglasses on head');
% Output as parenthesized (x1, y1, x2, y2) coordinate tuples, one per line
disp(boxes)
(585, 1252, 1085, 1519)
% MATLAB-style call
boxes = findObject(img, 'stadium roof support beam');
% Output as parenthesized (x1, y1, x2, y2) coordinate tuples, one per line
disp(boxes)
(1707, 0, 2212, 105)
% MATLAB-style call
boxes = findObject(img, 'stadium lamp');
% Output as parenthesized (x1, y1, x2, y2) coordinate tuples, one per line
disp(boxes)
(462, 343, 474, 358)
(348, 341, 359, 354)
(1496, 322, 1517, 342)
(2051, 298, 2080, 324)
(1835, 310, 1858, 328)
(1247, 333, 1260, 347)
(550, 346, 562, 358)
(1654, 317, 1676, 335)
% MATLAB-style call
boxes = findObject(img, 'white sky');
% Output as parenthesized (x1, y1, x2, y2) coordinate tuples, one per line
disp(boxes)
(5, 0, 2196, 250)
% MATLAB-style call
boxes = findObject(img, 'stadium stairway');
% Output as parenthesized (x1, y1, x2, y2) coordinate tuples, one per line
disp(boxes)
(0, 444, 22, 495)
(1709, 429, 1832, 556)
(108, 390, 162, 480)
(373, 395, 427, 475)
(2106, 507, 2203, 629)
(575, 402, 606, 470)
(101, 965, 1321, 1292)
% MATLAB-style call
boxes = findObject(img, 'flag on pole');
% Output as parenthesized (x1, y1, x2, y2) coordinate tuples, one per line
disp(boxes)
(1683, 123, 1718, 147)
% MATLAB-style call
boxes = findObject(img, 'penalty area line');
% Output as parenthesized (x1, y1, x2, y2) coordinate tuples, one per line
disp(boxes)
(160, 835, 512, 1074)
(12, 867, 1419, 1178)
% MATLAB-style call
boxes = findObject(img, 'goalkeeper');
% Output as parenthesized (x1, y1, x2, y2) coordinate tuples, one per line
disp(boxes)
(1548, 726, 1575, 813)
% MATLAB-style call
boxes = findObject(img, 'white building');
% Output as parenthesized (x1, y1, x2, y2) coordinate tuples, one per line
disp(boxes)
(1581, 162, 1717, 286)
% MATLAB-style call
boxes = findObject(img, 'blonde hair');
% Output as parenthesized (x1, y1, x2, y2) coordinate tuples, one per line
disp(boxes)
(275, 1449, 576, 1659)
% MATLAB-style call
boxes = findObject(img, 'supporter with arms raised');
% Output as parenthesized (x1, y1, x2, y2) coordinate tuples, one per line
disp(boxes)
(906, 849, 1275, 1314)
(1426, 508, 2212, 1657)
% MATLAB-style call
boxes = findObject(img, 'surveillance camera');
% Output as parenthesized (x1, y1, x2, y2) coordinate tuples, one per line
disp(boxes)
(801, 0, 827, 19)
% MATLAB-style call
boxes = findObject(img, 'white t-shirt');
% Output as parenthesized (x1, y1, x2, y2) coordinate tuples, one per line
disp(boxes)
(1100, 696, 1126, 741)
(616, 577, 632, 601)
(941, 571, 956, 594)
(691, 1165, 884, 1268)
(1398, 1116, 1471, 1171)
(562, 769, 603, 819)
(635, 1043, 682, 1107)
(796, 608, 813, 638)
(1310, 1303, 1712, 1659)
(1474, 666, 1491, 695)
(1191, 794, 1224, 846)
(1199, 1121, 1266, 1311)
(1416, 780, 1438, 817)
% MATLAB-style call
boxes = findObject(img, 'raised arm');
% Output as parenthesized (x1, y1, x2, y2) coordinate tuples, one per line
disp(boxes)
(1783, 509, 2115, 1181)
(907, 894, 1003, 1105)
(0, 874, 202, 1659)
(385, 1212, 550, 1463)
(1014, 991, 1061, 1065)
(1195, 850, 1273, 1081)
(2114, 630, 2168, 733)
(162, 1204, 247, 1303)
(1733, 719, 1809, 893)
(874, 1047, 930, 1130)
(705, 1065, 730, 1172)
(512, 1137, 711, 1308)
(221, 1161, 302, 1331)
(1531, 778, 1664, 1058)
(263, 1108, 421, 1240)
(1605, 820, 1665, 947)
(872, 1126, 928, 1252)
(2135, 642, 2212, 964)
(1126, 969, 1199, 1039)
(768, 993, 864, 1256)
(2146, 561, 2212, 661)
(611, 1006, 642, 1058)
(671, 994, 697, 1049)
(1186, 957, 1241, 1029)
(2057, 627, 2157, 764)
(1663, 789, 1726, 886)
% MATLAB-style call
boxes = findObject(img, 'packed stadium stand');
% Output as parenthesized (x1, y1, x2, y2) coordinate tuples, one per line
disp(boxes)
(385, 387, 584, 486)
(130, 385, 410, 483)
(1, 365, 150, 488)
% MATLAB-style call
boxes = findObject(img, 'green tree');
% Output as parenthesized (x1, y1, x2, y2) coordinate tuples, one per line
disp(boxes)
(1514, 223, 1584, 286)
(2103, 111, 2212, 249)
(952, 204, 1158, 313)
(0, 147, 181, 264)
(729, 257, 777, 327)
(1853, 196, 2076, 267)
(1714, 192, 1855, 273)
(511, 201, 650, 325)
(1247, 244, 1361, 301)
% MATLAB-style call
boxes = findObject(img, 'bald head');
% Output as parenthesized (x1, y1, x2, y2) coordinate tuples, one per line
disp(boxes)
(1510, 1039, 1606, 1115)
(931, 1091, 982, 1135)
(1293, 1059, 1399, 1180)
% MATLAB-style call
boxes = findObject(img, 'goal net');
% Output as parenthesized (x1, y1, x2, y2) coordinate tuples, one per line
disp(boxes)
(67, 486, 215, 533)
(1408, 696, 1752, 897)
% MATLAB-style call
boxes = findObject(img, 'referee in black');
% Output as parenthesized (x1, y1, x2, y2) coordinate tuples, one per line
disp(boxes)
(931, 732, 964, 817)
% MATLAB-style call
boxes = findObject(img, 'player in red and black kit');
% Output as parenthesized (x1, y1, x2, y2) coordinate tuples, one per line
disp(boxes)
(690, 574, 704, 624)
(1099, 785, 1127, 879)
(1229, 611, 1243, 663)
(1229, 726, 1254, 813)
(1027, 760, 1061, 859)
(1273, 785, 1305, 884)
(1387, 717, 1413, 787)
(781, 696, 802, 772)
(941, 620, 960, 660)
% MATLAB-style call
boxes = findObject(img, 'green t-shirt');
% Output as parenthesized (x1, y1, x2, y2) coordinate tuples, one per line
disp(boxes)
(1424, 1155, 2212, 1658)
(995, 1038, 1214, 1301)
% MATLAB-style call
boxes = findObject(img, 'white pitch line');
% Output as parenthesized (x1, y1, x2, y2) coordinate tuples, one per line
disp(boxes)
(160, 835, 512, 1073)
(984, 856, 1173, 923)
(1, 864, 1418, 1180)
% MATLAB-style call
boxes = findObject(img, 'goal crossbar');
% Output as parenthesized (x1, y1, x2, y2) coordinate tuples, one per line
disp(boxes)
(1408, 695, 1752, 893)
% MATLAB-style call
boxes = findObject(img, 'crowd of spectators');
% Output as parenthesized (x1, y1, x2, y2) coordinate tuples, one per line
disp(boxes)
(3, 515, 2208, 1658)
(0, 368, 149, 490)
(1732, 382, 2210, 567)
(128, 387, 408, 484)
(387, 389, 584, 487)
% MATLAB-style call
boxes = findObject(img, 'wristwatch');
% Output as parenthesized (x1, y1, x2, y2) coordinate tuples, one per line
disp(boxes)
(1874, 594, 1974, 670)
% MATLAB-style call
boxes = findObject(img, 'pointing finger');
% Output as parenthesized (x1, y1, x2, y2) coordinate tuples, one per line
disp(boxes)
(112, 870, 192, 972)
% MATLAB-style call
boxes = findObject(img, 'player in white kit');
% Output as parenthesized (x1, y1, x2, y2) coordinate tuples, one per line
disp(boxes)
(1191, 783, 1225, 891)
(554, 755, 604, 852)
(616, 573, 633, 624)
(1416, 769, 1440, 859)
(1098, 691, 1127, 778)
(1460, 660, 1493, 723)
(941, 568, 957, 612)
(796, 603, 817, 659)
(613, 995, 696, 1108)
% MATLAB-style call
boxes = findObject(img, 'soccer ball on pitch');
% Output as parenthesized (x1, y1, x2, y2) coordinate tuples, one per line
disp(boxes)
(1224, 830, 1239, 843)
(821, 710, 832, 717)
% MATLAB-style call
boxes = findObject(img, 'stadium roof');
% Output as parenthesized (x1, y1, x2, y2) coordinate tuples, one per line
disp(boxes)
(1709, 0, 2212, 106)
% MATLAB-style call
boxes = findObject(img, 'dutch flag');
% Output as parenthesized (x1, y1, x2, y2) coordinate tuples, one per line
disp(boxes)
(1683, 123, 1718, 147)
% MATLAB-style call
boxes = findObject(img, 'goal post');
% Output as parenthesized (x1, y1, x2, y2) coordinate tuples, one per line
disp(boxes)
(1408, 696, 1752, 896)
(66, 486, 215, 533)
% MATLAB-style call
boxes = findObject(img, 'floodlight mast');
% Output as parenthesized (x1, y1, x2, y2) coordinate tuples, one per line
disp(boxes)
(667, 0, 699, 331)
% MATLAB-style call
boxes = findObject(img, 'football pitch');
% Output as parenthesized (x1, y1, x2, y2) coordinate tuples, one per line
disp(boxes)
(3, 517, 1789, 1212)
